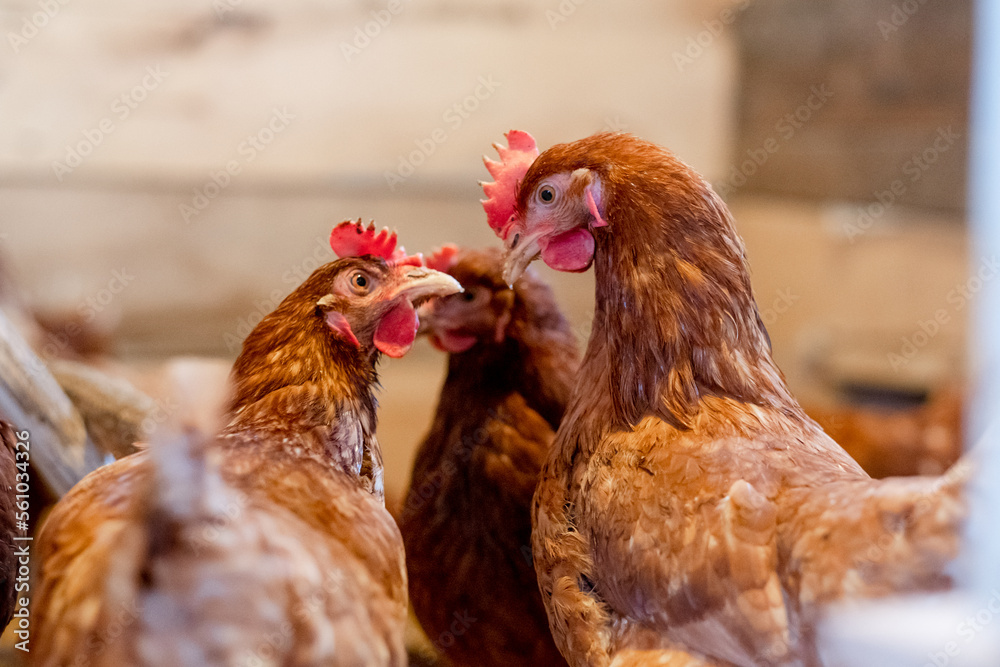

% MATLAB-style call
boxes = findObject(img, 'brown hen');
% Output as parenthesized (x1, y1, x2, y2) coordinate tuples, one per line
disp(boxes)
(400, 246, 577, 666)
(481, 131, 967, 667)
(804, 388, 963, 479)
(31, 222, 461, 666)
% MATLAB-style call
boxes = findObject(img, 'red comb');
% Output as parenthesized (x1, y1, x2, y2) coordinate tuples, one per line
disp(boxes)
(481, 130, 539, 240)
(425, 244, 459, 273)
(329, 219, 423, 267)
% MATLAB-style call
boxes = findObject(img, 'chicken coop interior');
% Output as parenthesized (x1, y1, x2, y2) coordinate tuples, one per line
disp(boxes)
(1, 0, 998, 665)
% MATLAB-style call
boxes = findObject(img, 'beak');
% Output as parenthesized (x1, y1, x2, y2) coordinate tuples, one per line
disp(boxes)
(389, 267, 463, 304)
(416, 299, 437, 335)
(501, 227, 544, 286)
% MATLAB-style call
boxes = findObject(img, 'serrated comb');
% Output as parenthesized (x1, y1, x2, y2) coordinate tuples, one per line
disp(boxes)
(481, 130, 539, 240)
(425, 244, 459, 273)
(329, 219, 423, 266)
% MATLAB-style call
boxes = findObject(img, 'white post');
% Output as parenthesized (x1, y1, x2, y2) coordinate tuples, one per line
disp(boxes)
(820, 4, 1000, 664)
(965, 0, 1000, 597)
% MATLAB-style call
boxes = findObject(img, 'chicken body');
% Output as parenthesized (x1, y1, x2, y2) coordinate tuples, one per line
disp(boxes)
(400, 248, 576, 666)
(32, 252, 461, 666)
(487, 132, 966, 666)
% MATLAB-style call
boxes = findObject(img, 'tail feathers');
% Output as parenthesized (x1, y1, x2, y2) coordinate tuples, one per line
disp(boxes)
(908, 465, 968, 569)
(795, 467, 970, 606)
(144, 366, 235, 529)
(148, 427, 218, 526)
(853, 468, 969, 595)
(148, 430, 257, 556)
(899, 454, 971, 558)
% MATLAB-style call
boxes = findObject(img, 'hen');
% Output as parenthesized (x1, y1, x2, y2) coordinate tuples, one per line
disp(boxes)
(31, 221, 461, 666)
(804, 388, 963, 478)
(400, 245, 577, 666)
(481, 131, 967, 666)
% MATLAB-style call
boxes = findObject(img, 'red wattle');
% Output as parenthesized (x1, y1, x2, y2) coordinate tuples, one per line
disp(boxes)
(540, 228, 595, 273)
(431, 330, 478, 354)
(374, 300, 419, 358)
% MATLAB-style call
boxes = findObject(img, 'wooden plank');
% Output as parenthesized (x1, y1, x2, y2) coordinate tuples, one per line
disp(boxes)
(732, 0, 971, 212)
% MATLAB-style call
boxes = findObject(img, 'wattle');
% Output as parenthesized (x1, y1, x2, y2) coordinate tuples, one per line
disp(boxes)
(541, 228, 595, 273)
(375, 300, 419, 358)
(430, 330, 478, 354)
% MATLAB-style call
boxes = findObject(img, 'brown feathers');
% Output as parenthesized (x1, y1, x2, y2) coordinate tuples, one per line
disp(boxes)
(518, 133, 793, 431)
(401, 248, 577, 667)
(503, 132, 968, 666)
(28, 254, 466, 666)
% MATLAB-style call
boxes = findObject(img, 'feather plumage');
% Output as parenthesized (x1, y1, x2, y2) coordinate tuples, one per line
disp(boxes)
(485, 132, 967, 666)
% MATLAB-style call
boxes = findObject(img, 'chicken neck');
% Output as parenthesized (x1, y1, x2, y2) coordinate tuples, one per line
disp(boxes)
(576, 170, 802, 437)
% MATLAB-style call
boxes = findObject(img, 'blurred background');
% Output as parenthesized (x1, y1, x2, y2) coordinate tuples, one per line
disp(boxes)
(0, 0, 972, 502)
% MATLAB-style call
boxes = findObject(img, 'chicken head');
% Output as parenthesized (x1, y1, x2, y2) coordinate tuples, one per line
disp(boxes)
(482, 130, 607, 284)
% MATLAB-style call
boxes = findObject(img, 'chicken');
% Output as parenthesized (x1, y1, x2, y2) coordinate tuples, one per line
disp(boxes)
(804, 388, 963, 478)
(480, 131, 967, 666)
(31, 220, 462, 666)
(400, 245, 578, 666)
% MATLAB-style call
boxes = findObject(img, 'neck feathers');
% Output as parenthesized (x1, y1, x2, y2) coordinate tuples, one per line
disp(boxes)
(441, 295, 579, 431)
(227, 303, 377, 432)
(588, 152, 798, 430)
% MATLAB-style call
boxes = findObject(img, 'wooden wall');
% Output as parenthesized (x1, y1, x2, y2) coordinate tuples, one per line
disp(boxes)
(0, 0, 973, 495)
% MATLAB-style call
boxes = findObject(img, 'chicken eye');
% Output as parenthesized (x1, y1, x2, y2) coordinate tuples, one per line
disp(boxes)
(349, 272, 372, 295)
(537, 184, 557, 205)
(462, 291, 477, 302)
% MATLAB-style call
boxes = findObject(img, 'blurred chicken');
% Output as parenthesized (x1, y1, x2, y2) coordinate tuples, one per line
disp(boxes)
(31, 221, 461, 666)
(481, 131, 967, 666)
(400, 246, 577, 666)
(804, 388, 963, 478)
